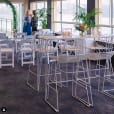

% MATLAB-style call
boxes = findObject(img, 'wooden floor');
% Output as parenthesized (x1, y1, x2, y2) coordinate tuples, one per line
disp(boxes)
(0, 62, 114, 114)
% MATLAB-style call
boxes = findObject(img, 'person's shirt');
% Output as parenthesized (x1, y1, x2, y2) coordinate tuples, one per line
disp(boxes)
(24, 16, 31, 26)
(23, 16, 32, 35)
(31, 15, 38, 28)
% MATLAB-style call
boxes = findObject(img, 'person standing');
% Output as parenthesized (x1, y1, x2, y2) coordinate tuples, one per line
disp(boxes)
(31, 10, 38, 33)
(23, 10, 32, 35)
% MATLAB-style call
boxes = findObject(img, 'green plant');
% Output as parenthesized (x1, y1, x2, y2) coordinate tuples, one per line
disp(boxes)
(36, 8, 47, 29)
(74, 8, 101, 30)
(0, 0, 17, 31)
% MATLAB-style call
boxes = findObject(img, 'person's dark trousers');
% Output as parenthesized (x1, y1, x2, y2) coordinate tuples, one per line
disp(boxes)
(32, 27, 37, 32)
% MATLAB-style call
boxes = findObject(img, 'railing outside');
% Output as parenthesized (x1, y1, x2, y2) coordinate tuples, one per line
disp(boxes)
(0, 18, 13, 37)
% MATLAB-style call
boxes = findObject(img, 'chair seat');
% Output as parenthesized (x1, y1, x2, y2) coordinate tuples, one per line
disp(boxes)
(59, 44, 82, 52)
(50, 55, 85, 63)
(0, 44, 8, 47)
(86, 46, 108, 50)
(1, 48, 14, 52)
(35, 46, 57, 53)
(20, 47, 33, 51)
(86, 52, 114, 60)
(65, 47, 82, 51)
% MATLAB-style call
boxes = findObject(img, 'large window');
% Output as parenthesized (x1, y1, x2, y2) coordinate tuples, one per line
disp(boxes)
(99, 0, 114, 34)
(30, 0, 87, 33)
(52, 0, 87, 33)
(101, 0, 110, 25)
(30, 1, 47, 29)
(0, 3, 12, 34)
(0, 3, 23, 36)
(62, 0, 76, 22)
(30, 0, 114, 35)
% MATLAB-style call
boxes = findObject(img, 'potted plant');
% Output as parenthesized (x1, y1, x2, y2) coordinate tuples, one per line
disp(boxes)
(74, 8, 101, 36)
(36, 8, 47, 29)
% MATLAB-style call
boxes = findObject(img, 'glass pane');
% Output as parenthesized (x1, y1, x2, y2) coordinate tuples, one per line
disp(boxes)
(53, 23, 61, 32)
(101, 0, 110, 25)
(100, 27, 111, 35)
(13, 3, 23, 32)
(80, 0, 87, 11)
(36, 1, 47, 9)
(0, 3, 23, 35)
(53, 0, 61, 21)
(62, 0, 76, 22)
(62, 23, 79, 35)
(0, 4, 12, 19)
(62, 23, 75, 31)
(7, 20, 12, 32)
(53, 0, 87, 32)
(113, 0, 114, 25)
(36, 1, 47, 29)
(2, 20, 6, 31)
